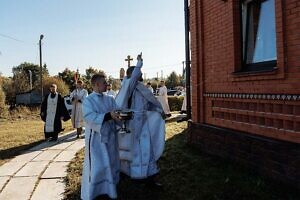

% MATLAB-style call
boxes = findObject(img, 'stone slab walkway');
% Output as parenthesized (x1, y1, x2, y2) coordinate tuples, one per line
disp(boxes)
(0, 112, 183, 200)
(0, 131, 84, 200)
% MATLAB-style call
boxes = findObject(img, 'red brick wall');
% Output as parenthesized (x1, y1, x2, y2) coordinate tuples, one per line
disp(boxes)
(190, 0, 300, 143)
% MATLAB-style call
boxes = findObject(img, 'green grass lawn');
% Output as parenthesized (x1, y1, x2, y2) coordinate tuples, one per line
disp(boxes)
(64, 122, 299, 200)
(0, 117, 73, 166)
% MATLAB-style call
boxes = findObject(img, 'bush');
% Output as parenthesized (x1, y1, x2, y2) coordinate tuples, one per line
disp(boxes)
(9, 106, 40, 119)
(0, 85, 7, 118)
(43, 76, 70, 96)
(168, 96, 184, 111)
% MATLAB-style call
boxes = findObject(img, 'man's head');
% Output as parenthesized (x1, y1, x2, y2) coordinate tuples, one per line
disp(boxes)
(126, 66, 143, 81)
(91, 73, 108, 93)
(160, 80, 165, 86)
(49, 84, 57, 94)
(126, 66, 135, 78)
(146, 82, 151, 87)
(76, 80, 83, 89)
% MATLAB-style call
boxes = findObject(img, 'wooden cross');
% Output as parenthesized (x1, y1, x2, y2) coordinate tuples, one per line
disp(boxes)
(125, 55, 133, 67)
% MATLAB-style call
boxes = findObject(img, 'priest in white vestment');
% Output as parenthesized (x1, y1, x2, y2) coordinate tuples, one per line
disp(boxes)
(81, 73, 121, 200)
(115, 53, 166, 186)
(70, 80, 88, 138)
(157, 80, 171, 117)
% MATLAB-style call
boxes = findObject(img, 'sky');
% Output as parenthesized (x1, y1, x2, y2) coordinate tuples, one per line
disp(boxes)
(0, 0, 185, 79)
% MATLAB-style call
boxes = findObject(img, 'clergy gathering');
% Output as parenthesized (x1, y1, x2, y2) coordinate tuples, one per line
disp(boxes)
(1, 0, 300, 199)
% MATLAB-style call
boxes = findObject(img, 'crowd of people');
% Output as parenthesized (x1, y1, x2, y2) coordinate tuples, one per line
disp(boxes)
(40, 53, 186, 199)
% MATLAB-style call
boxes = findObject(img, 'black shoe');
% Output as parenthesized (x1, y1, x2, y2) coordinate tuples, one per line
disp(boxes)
(166, 114, 172, 118)
(49, 137, 58, 142)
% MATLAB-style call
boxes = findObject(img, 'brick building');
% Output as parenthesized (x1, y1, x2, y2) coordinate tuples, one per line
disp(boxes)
(188, 0, 300, 187)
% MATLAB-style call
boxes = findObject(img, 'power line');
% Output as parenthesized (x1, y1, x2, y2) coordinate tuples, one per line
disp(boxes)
(0, 33, 37, 45)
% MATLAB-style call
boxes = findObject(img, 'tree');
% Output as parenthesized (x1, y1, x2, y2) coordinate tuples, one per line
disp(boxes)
(58, 68, 76, 90)
(84, 67, 103, 81)
(43, 76, 69, 97)
(82, 67, 104, 92)
(165, 71, 180, 89)
(0, 81, 7, 117)
(13, 71, 31, 94)
(12, 62, 49, 87)
(0, 87, 6, 116)
(0, 76, 15, 106)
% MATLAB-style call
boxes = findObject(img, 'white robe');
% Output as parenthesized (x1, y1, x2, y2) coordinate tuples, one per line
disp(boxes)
(81, 92, 119, 200)
(115, 60, 165, 179)
(157, 86, 171, 114)
(70, 88, 88, 128)
(45, 94, 58, 132)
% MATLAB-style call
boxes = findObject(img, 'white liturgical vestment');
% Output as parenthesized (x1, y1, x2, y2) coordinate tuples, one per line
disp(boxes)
(115, 60, 165, 179)
(81, 92, 119, 200)
(70, 88, 88, 128)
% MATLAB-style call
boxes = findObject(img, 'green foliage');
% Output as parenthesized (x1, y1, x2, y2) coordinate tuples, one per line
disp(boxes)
(84, 67, 103, 81)
(43, 76, 69, 97)
(13, 71, 30, 94)
(82, 67, 104, 92)
(58, 68, 77, 91)
(168, 96, 184, 111)
(165, 71, 182, 89)
(12, 62, 49, 87)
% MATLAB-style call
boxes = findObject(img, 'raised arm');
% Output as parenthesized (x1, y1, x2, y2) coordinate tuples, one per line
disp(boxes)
(127, 54, 143, 95)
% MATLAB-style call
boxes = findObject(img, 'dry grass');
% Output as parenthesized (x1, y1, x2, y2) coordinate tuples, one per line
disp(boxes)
(64, 122, 299, 200)
(0, 108, 74, 166)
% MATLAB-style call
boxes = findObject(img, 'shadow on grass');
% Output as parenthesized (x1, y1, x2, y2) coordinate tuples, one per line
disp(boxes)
(0, 130, 77, 165)
(0, 140, 44, 163)
(64, 130, 300, 200)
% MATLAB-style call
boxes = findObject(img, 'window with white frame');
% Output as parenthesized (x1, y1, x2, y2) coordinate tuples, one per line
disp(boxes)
(241, 0, 277, 71)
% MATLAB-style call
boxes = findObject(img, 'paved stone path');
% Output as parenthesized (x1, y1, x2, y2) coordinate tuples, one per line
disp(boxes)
(0, 112, 184, 200)
(0, 131, 84, 200)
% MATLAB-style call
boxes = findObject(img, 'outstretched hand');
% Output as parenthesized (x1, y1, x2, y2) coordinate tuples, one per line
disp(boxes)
(137, 52, 143, 62)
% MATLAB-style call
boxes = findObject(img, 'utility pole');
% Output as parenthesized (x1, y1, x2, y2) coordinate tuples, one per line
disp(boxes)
(39, 34, 44, 102)
(184, 0, 191, 119)
(28, 70, 32, 90)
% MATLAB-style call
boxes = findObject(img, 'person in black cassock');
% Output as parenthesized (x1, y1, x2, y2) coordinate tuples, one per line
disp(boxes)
(40, 84, 71, 141)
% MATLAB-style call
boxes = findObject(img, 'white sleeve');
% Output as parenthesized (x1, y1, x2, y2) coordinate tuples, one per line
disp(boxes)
(82, 97, 105, 134)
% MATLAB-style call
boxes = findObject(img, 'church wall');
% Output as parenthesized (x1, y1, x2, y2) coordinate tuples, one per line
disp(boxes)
(189, 0, 300, 188)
